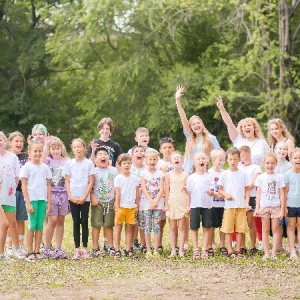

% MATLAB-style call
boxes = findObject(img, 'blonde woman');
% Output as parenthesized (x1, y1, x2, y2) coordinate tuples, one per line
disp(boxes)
(176, 85, 220, 174)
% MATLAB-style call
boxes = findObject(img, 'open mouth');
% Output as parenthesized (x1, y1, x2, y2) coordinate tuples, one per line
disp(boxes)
(174, 161, 179, 165)
(200, 163, 205, 167)
(137, 155, 142, 161)
(101, 159, 106, 163)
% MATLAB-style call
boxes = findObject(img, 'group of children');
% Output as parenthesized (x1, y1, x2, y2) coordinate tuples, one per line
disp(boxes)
(0, 114, 300, 263)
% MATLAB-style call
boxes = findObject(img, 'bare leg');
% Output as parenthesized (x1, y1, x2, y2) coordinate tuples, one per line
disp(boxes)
(178, 218, 186, 255)
(191, 229, 199, 251)
(247, 211, 257, 249)
(202, 228, 210, 251)
(261, 217, 271, 257)
(125, 224, 133, 252)
(5, 212, 20, 249)
(226, 233, 233, 254)
(114, 224, 122, 251)
(0, 207, 9, 255)
(92, 227, 101, 249)
(55, 215, 65, 249)
(288, 217, 296, 252)
(34, 230, 43, 258)
(169, 219, 177, 255)
(271, 218, 280, 256)
(158, 219, 166, 247)
(105, 227, 114, 248)
(45, 215, 58, 249)
(17, 220, 25, 247)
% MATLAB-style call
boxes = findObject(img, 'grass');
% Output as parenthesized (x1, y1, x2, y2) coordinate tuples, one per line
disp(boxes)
(1, 215, 300, 299)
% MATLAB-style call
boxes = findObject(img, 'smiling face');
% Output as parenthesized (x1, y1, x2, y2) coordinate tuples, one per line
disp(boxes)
(146, 153, 158, 171)
(95, 150, 110, 168)
(171, 153, 183, 169)
(132, 146, 145, 167)
(274, 143, 288, 160)
(29, 143, 43, 164)
(263, 155, 277, 174)
(99, 124, 111, 141)
(189, 117, 203, 136)
(135, 131, 150, 148)
(33, 128, 46, 144)
(291, 151, 300, 172)
(241, 121, 255, 140)
(50, 146, 62, 160)
(0, 135, 7, 151)
(269, 123, 282, 141)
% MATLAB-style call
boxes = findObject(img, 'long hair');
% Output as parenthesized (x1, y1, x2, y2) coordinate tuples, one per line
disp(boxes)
(237, 117, 264, 139)
(267, 118, 294, 146)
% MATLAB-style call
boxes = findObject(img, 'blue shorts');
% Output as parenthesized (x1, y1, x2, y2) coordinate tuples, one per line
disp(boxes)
(287, 207, 300, 218)
(16, 191, 28, 221)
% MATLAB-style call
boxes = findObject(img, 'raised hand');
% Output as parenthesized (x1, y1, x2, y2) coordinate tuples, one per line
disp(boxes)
(215, 95, 224, 110)
(175, 85, 185, 100)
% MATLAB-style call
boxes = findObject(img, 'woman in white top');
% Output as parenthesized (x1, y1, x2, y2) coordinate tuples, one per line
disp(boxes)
(216, 96, 270, 166)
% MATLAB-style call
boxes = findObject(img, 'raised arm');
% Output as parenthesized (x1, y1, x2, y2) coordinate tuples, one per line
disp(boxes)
(175, 85, 190, 133)
(216, 96, 239, 142)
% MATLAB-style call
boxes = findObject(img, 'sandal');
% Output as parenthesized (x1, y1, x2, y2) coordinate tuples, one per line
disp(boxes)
(193, 249, 201, 259)
(227, 252, 236, 258)
(108, 247, 115, 256)
(235, 251, 245, 259)
(114, 250, 121, 258)
(35, 252, 43, 260)
(157, 245, 163, 252)
(124, 249, 137, 259)
(201, 250, 209, 259)
(207, 248, 214, 257)
(140, 246, 147, 253)
(220, 247, 228, 255)
(25, 252, 36, 262)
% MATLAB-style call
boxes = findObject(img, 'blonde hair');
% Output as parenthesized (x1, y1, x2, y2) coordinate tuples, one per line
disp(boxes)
(145, 149, 159, 158)
(210, 149, 225, 161)
(28, 139, 42, 151)
(117, 153, 132, 166)
(237, 118, 264, 139)
(171, 151, 183, 160)
(262, 151, 277, 165)
(8, 131, 24, 142)
(135, 127, 149, 136)
(274, 141, 288, 152)
(239, 145, 251, 155)
(290, 147, 300, 160)
(267, 118, 294, 146)
(192, 152, 209, 173)
(48, 136, 68, 158)
(71, 138, 86, 149)
(0, 131, 7, 142)
(185, 116, 213, 159)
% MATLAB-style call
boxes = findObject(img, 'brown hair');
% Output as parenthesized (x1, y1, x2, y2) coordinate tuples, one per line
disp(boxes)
(8, 131, 24, 142)
(237, 118, 264, 139)
(239, 145, 251, 155)
(267, 118, 294, 146)
(48, 136, 68, 158)
(97, 117, 115, 133)
(226, 147, 240, 158)
(117, 153, 132, 166)
(71, 138, 86, 149)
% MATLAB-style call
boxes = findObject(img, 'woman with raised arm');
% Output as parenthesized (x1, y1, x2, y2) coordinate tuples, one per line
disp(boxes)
(216, 96, 270, 167)
(176, 85, 220, 174)
(267, 118, 295, 160)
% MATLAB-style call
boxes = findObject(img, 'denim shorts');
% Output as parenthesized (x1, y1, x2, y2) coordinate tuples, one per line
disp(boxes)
(16, 191, 28, 221)
(287, 207, 300, 218)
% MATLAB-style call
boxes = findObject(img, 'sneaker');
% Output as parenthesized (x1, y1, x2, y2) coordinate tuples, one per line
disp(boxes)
(82, 249, 90, 259)
(290, 251, 298, 260)
(43, 248, 55, 259)
(55, 248, 68, 259)
(132, 239, 141, 250)
(258, 241, 263, 250)
(5, 247, 14, 257)
(73, 249, 81, 260)
(14, 248, 26, 260)
(0, 253, 15, 263)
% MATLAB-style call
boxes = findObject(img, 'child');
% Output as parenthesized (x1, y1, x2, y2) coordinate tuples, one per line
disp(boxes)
(274, 142, 292, 174)
(64, 138, 95, 259)
(128, 127, 156, 155)
(254, 152, 285, 259)
(20, 140, 52, 261)
(218, 147, 250, 258)
(90, 147, 118, 257)
(186, 152, 214, 259)
(0, 131, 25, 260)
(7, 131, 28, 253)
(208, 149, 226, 255)
(165, 152, 189, 257)
(42, 136, 70, 259)
(141, 149, 164, 256)
(87, 117, 122, 167)
(0, 205, 11, 262)
(114, 154, 139, 258)
(28, 124, 48, 146)
(130, 145, 146, 251)
(284, 148, 300, 259)
(238, 145, 262, 253)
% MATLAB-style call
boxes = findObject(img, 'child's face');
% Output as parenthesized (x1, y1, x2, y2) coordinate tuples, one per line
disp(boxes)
(95, 150, 109, 168)
(190, 117, 203, 135)
(120, 159, 132, 174)
(292, 152, 300, 171)
(72, 141, 85, 158)
(0, 136, 7, 150)
(212, 155, 226, 168)
(227, 153, 240, 169)
(9, 136, 24, 154)
(29, 144, 43, 163)
(194, 153, 208, 171)
(146, 153, 158, 169)
(50, 146, 62, 160)
(269, 123, 282, 139)
(99, 124, 111, 140)
(264, 156, 277, 174)
(171, 153, 183, 169)
(239, 151, 251, 166)
(33, 128, 45, 143)
(160, 142, 175, 159)
(135, 131, 149, 148)
(275, 144, 288, 159)
(132, 147, 145, 166)
(241, 121, 254, 139)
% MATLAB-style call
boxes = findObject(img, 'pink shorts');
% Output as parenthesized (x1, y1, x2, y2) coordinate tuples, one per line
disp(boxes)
(47, 192, 70, 216)
(259, 206, 281, 219)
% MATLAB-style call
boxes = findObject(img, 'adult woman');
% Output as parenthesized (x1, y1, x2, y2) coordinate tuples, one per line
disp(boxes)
(176, 85, 220, 174)
(267, 118, 295, 160)
(216, 96, 270, 166)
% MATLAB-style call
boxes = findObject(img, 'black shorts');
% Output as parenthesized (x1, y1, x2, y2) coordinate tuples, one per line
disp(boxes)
(249, 197, 256, 211)
(190, 207, 212, 230)
(211, 207, 224, 228)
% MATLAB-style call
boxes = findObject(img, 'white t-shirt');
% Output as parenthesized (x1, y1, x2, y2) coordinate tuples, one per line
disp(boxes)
(19, 162, 52, 201)
(218, 169, 250, 209)
(0, 152, 19, 206)
(93, 166, 118, 202)
(186, 172, 214, 209)
(233, 135, 270, 166)
(140, 169, 165, 210)
(114, 174, 139, 208)
(64, 158, 96, 201)
(275, 160, 292, 174)
(131, 165, 147, 191)
(238, 163, 262, 197)
(254, 173, 285, 207)
(208, 168, 225, 208)
(156, 160, 174, 173)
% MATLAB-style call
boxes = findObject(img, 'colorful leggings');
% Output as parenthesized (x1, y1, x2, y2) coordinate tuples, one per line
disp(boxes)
(144, 209, 162, 235)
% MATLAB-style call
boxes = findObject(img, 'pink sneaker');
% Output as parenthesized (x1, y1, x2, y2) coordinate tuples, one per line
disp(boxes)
(73, 249, 81, 260)
(81, 249, 90, 259)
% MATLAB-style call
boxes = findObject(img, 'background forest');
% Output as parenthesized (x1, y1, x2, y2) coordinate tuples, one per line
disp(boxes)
(1, 0, 300, 152)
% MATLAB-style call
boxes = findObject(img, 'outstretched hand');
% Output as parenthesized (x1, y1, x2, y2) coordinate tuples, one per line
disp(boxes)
(215, 95, 224, 110)
(175, 85, 184, 100)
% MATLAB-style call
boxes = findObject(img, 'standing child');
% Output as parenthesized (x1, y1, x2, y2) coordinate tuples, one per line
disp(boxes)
(165, 152, 189, 257)
(218, 147, 250, 258)
(284, 148, 300, 259)
(208, 149, 226, 255)
(64, 139, 95, 259)
(0, 131, 25, 260)
(186, 152, 214, 259)
(90, 147, 118, 257)
(275, 142, 292, 174)
(128, 127, 156, 155)
(7, 131, 28, 253)
(238, 146, 262, 254)
(42, 136, 70, 259)
(141, 149, 165, 256)
(20, 140, 52, 261)
(114, 154, 139, 258)
(254, 152, 285, 259)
